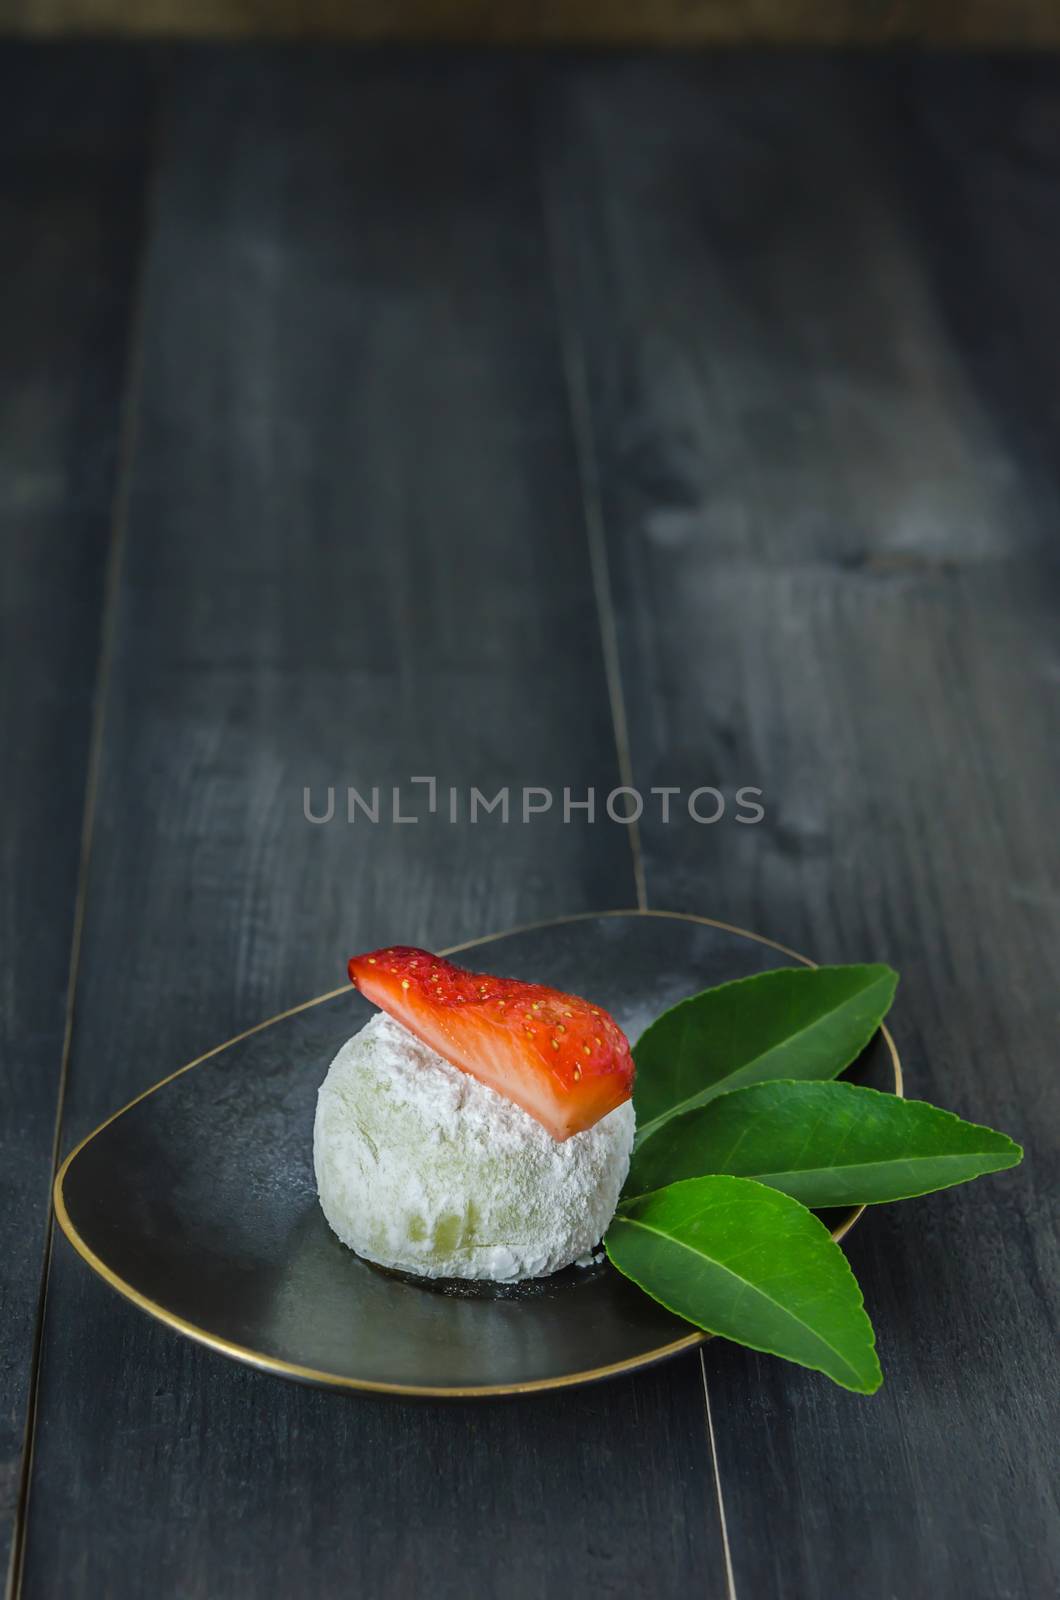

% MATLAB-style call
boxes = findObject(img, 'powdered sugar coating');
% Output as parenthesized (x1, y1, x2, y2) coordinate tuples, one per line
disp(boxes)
(314, 1012, 635, 1282)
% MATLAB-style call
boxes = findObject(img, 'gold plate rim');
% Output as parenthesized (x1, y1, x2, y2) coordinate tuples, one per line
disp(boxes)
(53, 907, 904, 1399)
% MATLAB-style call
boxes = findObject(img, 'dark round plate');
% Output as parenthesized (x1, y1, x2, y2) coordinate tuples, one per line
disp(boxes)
(54, 911, 902, 1397)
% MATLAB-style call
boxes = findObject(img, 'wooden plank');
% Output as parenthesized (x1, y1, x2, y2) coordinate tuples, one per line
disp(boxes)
(20, 49, 723, 1600)
(542, 51, 1060, 1598)
(5, 0, 1060, 49)
(0, 44, 149, 1590)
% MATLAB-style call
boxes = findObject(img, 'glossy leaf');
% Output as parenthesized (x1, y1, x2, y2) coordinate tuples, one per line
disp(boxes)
(627, 1080, 1023, 1205)
(633, 963, 898, 1147)
(606, 1176, 881, 1393)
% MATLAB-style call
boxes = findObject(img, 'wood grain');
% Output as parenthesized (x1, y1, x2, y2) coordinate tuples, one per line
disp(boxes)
(11, 42, 1058, 1600)
(4, 0, 1060, 48)
(18, 48, 724, 1600)
(542, 49, 1060, 1599)
(0, 45, 149, 1588)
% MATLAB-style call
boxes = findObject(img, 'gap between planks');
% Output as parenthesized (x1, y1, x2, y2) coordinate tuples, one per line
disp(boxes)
(4, 130, 158, 1600)
(535, 95, 738, 1600)
(535, 92, 647, 915)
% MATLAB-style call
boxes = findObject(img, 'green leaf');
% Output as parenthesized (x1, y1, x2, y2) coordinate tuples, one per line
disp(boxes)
(626, 1081, 1023, 1205)
(633, 963, 898, 1148)
(606, 1176, 881, 1393)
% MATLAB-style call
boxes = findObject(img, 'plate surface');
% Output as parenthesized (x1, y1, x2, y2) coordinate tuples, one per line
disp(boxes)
(55, 911, 901, 1396)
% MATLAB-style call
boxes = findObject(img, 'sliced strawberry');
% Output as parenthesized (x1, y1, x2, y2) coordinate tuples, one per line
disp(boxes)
(347, 946, 633, 1141)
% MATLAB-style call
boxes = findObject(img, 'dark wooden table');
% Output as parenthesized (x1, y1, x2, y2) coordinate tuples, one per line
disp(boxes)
(2, 41, 1057, 1600)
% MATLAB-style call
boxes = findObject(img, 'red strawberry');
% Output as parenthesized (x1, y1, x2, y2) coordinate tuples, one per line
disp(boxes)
(347, 946, 634, 1141)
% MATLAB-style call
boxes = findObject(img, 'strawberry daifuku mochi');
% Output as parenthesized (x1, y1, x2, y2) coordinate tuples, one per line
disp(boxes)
(313, 949, 636, 1282)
